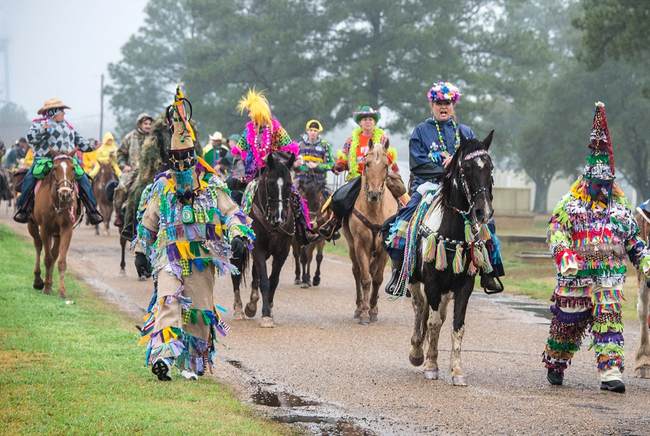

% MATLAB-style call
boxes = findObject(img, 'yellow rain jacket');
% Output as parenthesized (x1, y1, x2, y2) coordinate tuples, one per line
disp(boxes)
(89, 132, 122, 178)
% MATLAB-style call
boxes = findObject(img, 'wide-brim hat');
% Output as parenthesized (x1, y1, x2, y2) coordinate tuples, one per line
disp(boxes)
(353, 105, 380, 124)
(583, 101, 615, 181)
(209, 131, 223, 141)
(37, 98, 70, 115)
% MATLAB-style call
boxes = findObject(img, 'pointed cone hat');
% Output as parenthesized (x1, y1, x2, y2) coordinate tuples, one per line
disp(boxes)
(167, 85, 196, 152)
(583, 101, 615, 181)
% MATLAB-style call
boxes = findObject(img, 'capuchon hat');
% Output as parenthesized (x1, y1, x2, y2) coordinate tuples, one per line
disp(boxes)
(427, 81, 461, 103)
(37, 98, 70, 115)
(305, 119, 323, 132)
(209, 131, 223, 142)
(583, 101, 615, 181)
(353, 105, 380, 125)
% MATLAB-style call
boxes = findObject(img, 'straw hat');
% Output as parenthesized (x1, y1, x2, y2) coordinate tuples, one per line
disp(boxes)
(37, 98, 70, 115)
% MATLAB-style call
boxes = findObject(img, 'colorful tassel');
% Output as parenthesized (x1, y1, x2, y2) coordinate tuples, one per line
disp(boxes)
(452, 244, 464, 274)
(435, 239, 447, 271)
(423, 234, 436, 263)
(479, 224, 491, 241)
(464, 220, 472, 242)
(481, 244, 493, 273)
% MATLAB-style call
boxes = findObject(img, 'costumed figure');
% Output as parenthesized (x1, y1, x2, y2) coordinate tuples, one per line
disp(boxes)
(88, 132, 122, 179)
(294, 119, 335, 196)
(317, 105, 409, 240)
(137, 87, 254, 381)
(203, 131, 233, 178)
(382, 82, 504, 295)
(231, 89, 317, 244)
(113, 112, 154, 227)
(13, 98, 103, 224)
(542, 102, 650, 393)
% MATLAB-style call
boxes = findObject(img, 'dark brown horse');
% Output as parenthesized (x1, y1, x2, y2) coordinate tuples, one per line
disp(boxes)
(27, 155, 80, 298)
(92, 162, 117, 236)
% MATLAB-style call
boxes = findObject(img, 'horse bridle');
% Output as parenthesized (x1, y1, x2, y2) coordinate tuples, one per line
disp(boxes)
(52, 155, 77, 214)
(253, 170, 294, 236)
(362, 152, 388, 202)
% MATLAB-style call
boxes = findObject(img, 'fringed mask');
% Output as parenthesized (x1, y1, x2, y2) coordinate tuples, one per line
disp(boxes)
(587, 178, 612, 201)
(171, 149, 197, 200)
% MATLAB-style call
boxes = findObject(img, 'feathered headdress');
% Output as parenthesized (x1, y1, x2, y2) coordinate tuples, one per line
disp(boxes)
(583, 101, 615, 180)
(237, 88, 272, 127)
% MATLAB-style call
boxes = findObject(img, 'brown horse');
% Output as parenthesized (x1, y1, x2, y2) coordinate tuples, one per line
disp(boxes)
(92, 162, 117, 236)
(27, 155, 79, 298)
(342, 142, 398, 325)
(635, 206, 650, 378)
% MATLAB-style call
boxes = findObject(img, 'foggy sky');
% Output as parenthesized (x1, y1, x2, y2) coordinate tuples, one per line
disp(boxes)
(1, 0, 148, 139)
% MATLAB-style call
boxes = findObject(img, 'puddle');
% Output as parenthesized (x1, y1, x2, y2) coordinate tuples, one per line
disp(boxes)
(495, 299, 552, 320)
(251, 386, 319, 408)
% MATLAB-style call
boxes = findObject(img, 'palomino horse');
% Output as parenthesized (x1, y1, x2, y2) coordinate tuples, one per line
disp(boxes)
(27, 155, 80, 298)
(634, 206, 650, 378)
(292, 172, 326, 288)
(92, 162, 118, 236)
(240, 152, 296, 328)
(408, 132, 495, 386)
(343, 142, 398, 325)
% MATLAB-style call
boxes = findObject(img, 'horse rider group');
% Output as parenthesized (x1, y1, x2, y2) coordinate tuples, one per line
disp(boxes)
(13, 80, 650, 393)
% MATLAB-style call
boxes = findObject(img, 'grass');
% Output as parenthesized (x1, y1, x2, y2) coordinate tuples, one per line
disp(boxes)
(0, 224, 290, 435)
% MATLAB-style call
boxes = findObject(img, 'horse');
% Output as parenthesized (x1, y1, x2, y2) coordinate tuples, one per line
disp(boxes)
(292, 171, 326, 288)
(27, 155, 80, 298)
(634, 206, 650, 378)
(343, 142, 398, 325)
(92, 162, 118, 236)
(241, 152, 296, 328)
(407, 131, 495, 386)
(0, 167, 13, 210)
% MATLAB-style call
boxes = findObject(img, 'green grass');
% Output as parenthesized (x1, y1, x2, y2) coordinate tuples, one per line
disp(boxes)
(0, 224, 290, 435)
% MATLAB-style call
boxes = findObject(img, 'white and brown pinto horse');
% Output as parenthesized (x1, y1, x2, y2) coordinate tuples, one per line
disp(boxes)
(27, 155, 80, 298)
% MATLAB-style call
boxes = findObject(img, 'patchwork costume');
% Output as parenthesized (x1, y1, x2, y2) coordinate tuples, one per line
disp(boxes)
(383, 82, 504, 296)
(542, 102, 650, 393)
(14, 98, 103, 225)
(137, 88, 254, 381)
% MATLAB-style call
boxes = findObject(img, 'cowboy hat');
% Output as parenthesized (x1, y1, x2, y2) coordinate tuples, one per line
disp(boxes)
(353, 105, 380, 125)
(37, 98, 70, 115)
(209, 131, 223, 142)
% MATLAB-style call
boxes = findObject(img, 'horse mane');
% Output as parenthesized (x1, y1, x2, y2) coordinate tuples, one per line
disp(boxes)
(440, 136, 483, 203)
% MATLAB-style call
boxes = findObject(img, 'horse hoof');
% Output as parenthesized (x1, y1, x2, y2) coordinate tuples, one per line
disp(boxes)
(424, 369, 439, 380)
(43, 287, 52, 295)
(59, 291, 66, 299)
(635, 365, 650, 379)
(452, 375, 467, 386)
(119, 269, 126, 276)
(409, 354, 424, 367)
(312, 277, 320, 286)
(369, 313, 378, 323)
(358, 316, 370, 326)
(353, 309, 361, 319)
(294, 279, 301, 285)
(33, 278, 44, 290)
(260, 317, 275, 328)
(244, 303, 257, 318)
(300, 282, 310, 289)
(233, 310, 245, 321)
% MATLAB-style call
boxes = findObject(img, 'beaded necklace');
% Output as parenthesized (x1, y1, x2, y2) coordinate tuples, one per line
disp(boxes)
(434, 119, 460, 152)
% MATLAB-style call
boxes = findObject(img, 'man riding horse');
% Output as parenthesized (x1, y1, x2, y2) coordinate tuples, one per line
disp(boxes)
(137, 87, 254, 381)
(13, 98, 103, 225)
(542, 102, 650, 394)
(382, 82, 504, 295)
(318, 106, 409, 240)
(295, 119, 335, 195)
(231, 89, 318, 245)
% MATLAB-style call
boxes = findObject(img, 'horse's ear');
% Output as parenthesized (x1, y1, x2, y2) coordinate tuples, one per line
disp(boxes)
(286, 153, 296, 169)
(482, 130, 494, 150)
(267, 153, 275, 169)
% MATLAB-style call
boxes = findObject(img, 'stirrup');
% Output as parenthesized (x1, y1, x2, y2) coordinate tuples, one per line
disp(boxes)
(481, 275, 504, 294)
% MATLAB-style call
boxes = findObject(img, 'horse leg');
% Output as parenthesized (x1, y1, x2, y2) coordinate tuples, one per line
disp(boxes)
(265, 249, 289, 326)
(256, 255, 273, 328)
(28, 221, 44, 290)
(449, 281, 474, 386)
(56, 230, 72, 299)
(409, 282, 428, 367)
(300, 245, 311, 288)
(368, 250, 387, 322)
(635, 277, 650, 378)
(119, 236, 126, 274)
(42, 229, 54, 295)
(424, 291, 450, 380)
(245, 259, 261, 318)
(312, 241, 324, 287)
(354, 240, 372, 325)
(292, 242, 301, 285)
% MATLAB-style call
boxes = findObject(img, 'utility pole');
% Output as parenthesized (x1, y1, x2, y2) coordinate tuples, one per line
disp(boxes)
(99, 73, 104, 140)
(0, 38, 9, 101)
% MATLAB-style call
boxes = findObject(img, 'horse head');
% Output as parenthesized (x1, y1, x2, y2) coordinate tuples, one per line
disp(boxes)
(51, 154, 77, 210)
(363, 141, 390, 203)
(443, 130, 495, 226)
(261, 152, 295, 226)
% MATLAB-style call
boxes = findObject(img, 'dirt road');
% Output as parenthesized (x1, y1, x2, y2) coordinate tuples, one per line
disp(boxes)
(3, 214, 650, 435)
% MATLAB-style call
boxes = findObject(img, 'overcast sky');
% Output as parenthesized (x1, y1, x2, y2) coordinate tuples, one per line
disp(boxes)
(1, 0, 148, 138)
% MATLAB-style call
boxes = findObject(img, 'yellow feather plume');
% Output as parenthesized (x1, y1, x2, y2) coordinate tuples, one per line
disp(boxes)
(237, 88, 272, 126)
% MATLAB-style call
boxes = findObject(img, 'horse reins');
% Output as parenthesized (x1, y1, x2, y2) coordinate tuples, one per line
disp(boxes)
(253, 172, 295, 237)
(51, 155, 77, 219)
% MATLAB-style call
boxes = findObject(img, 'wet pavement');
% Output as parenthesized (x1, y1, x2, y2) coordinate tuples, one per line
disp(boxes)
(4, 214, 650, 435)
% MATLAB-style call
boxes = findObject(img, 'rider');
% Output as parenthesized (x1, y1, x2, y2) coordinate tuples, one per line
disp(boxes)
(317, 105, 409, 239)
(2, 138, 28, 169)
(231, 89, 317, 244)
(13, 98, 103, 225)
(88, 132, 122, 179)
(295, 119, 335, 196)
(225, 133, 246, 204)
(202, 131, 224, 169)
(542, 102, 650, 393)
(113, 112, 153, 226)
(383, 82, 504, 295)
(137, 87, 254, 381)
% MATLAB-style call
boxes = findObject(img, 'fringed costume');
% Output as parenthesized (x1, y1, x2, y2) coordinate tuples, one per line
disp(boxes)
(542, 102, 650, 392)
(138, 87, 254, 381)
